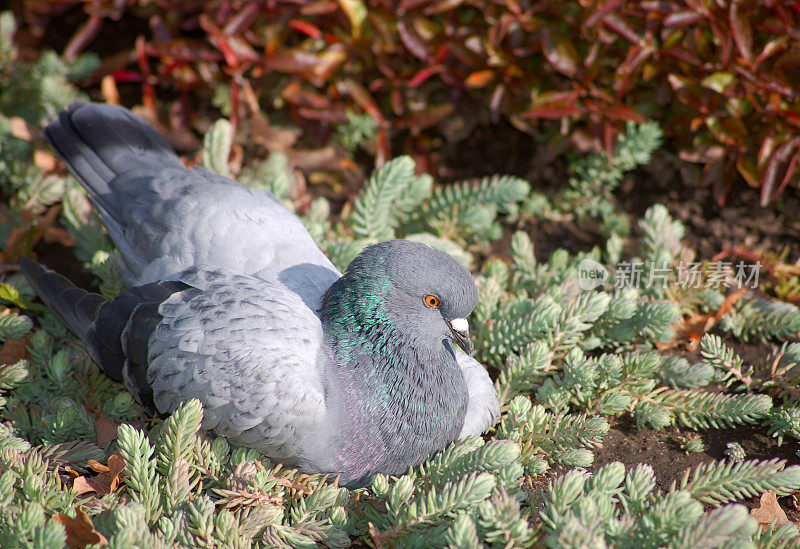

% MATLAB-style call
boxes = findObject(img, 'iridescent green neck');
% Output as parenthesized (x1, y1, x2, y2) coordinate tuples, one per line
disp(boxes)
(319, 274, 398, 366)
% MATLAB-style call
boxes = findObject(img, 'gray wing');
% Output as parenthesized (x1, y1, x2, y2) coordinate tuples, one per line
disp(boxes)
(46, 102, 340, 309)
(106, 167, 340, 307)
(457, 353, 499, 437)
(146, 268, 327, 459)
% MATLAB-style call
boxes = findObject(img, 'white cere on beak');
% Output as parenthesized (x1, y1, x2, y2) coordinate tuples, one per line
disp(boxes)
(450, 318, 469, 333)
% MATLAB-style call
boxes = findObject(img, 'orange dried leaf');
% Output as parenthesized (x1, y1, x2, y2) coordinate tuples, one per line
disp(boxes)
(657, 288, 746, 351)
(33, 149, 59, 172)
(9, 117, 33, 141)
(0, 333, 30, 366)
(52, 509, 108, 548)
(72, 452, 125, 497)
(656, 313, 713, 351)
(71, 476, 96, 496)
(750, 490, 789, 531)
(94, 412, 119, 448)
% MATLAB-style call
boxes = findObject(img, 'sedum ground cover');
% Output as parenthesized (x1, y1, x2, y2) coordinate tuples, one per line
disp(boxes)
(2, 10, 800, 549)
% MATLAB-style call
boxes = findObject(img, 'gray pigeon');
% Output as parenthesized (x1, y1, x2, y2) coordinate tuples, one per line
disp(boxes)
(20, 102, 499, 487)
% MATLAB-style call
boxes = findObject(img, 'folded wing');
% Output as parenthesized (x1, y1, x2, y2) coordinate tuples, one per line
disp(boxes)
(147, 268, 328, 459)
(46, 102, 340, 309)
(20, 259, 328, 459)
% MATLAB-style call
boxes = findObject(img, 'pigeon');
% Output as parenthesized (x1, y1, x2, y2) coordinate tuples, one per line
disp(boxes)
(20, 102, 499, 487)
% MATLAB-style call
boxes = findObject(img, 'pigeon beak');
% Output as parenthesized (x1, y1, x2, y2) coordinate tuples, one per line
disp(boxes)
(446, 318, 474, 355)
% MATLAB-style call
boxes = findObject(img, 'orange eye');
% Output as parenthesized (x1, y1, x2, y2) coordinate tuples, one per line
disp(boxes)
(424, 294, 440, 308)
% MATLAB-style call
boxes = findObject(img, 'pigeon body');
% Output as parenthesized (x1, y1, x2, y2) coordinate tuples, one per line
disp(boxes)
(21, 102, 499, 487)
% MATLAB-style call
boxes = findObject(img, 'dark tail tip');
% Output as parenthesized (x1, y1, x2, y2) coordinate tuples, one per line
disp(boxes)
(18, 256, 104, 341)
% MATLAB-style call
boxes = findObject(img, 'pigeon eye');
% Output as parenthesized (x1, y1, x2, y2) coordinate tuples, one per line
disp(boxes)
(424, 294, 440, 308)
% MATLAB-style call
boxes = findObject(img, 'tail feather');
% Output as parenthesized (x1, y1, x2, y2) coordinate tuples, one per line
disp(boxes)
(44, 102, 184, 225)
(19, 257, 103, 341)
(20, 257, 188, 413)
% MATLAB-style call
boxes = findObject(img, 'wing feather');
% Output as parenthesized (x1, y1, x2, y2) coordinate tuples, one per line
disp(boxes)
(45, 103, 340, 309)
(147, 268, 327, 459)
(113, 168, 340, 308)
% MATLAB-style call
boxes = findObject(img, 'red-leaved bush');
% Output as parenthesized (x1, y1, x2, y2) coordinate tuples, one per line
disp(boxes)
(19, 0, 800, 203)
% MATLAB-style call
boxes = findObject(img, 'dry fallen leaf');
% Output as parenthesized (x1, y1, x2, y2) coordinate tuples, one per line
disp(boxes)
(0, 332, 30, 365)
(71, 476, 96, 497)
(0, 204, 62, 264)
(656, 312, 715, 352)
(9, 116, 33, 141)
(656, 288, 747, 351)
(71, 452, 125, 497)
(94, 412, 119, 448)
(751, 490, 790, 531)
(52, 508, 108, 548)
(33, 149, 59, 172)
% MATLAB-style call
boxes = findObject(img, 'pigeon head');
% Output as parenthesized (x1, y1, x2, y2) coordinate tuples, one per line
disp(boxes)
(323, 240, 478, 354)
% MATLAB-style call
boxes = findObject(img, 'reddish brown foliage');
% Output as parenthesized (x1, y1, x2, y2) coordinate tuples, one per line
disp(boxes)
(18, 1, 800, 203)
